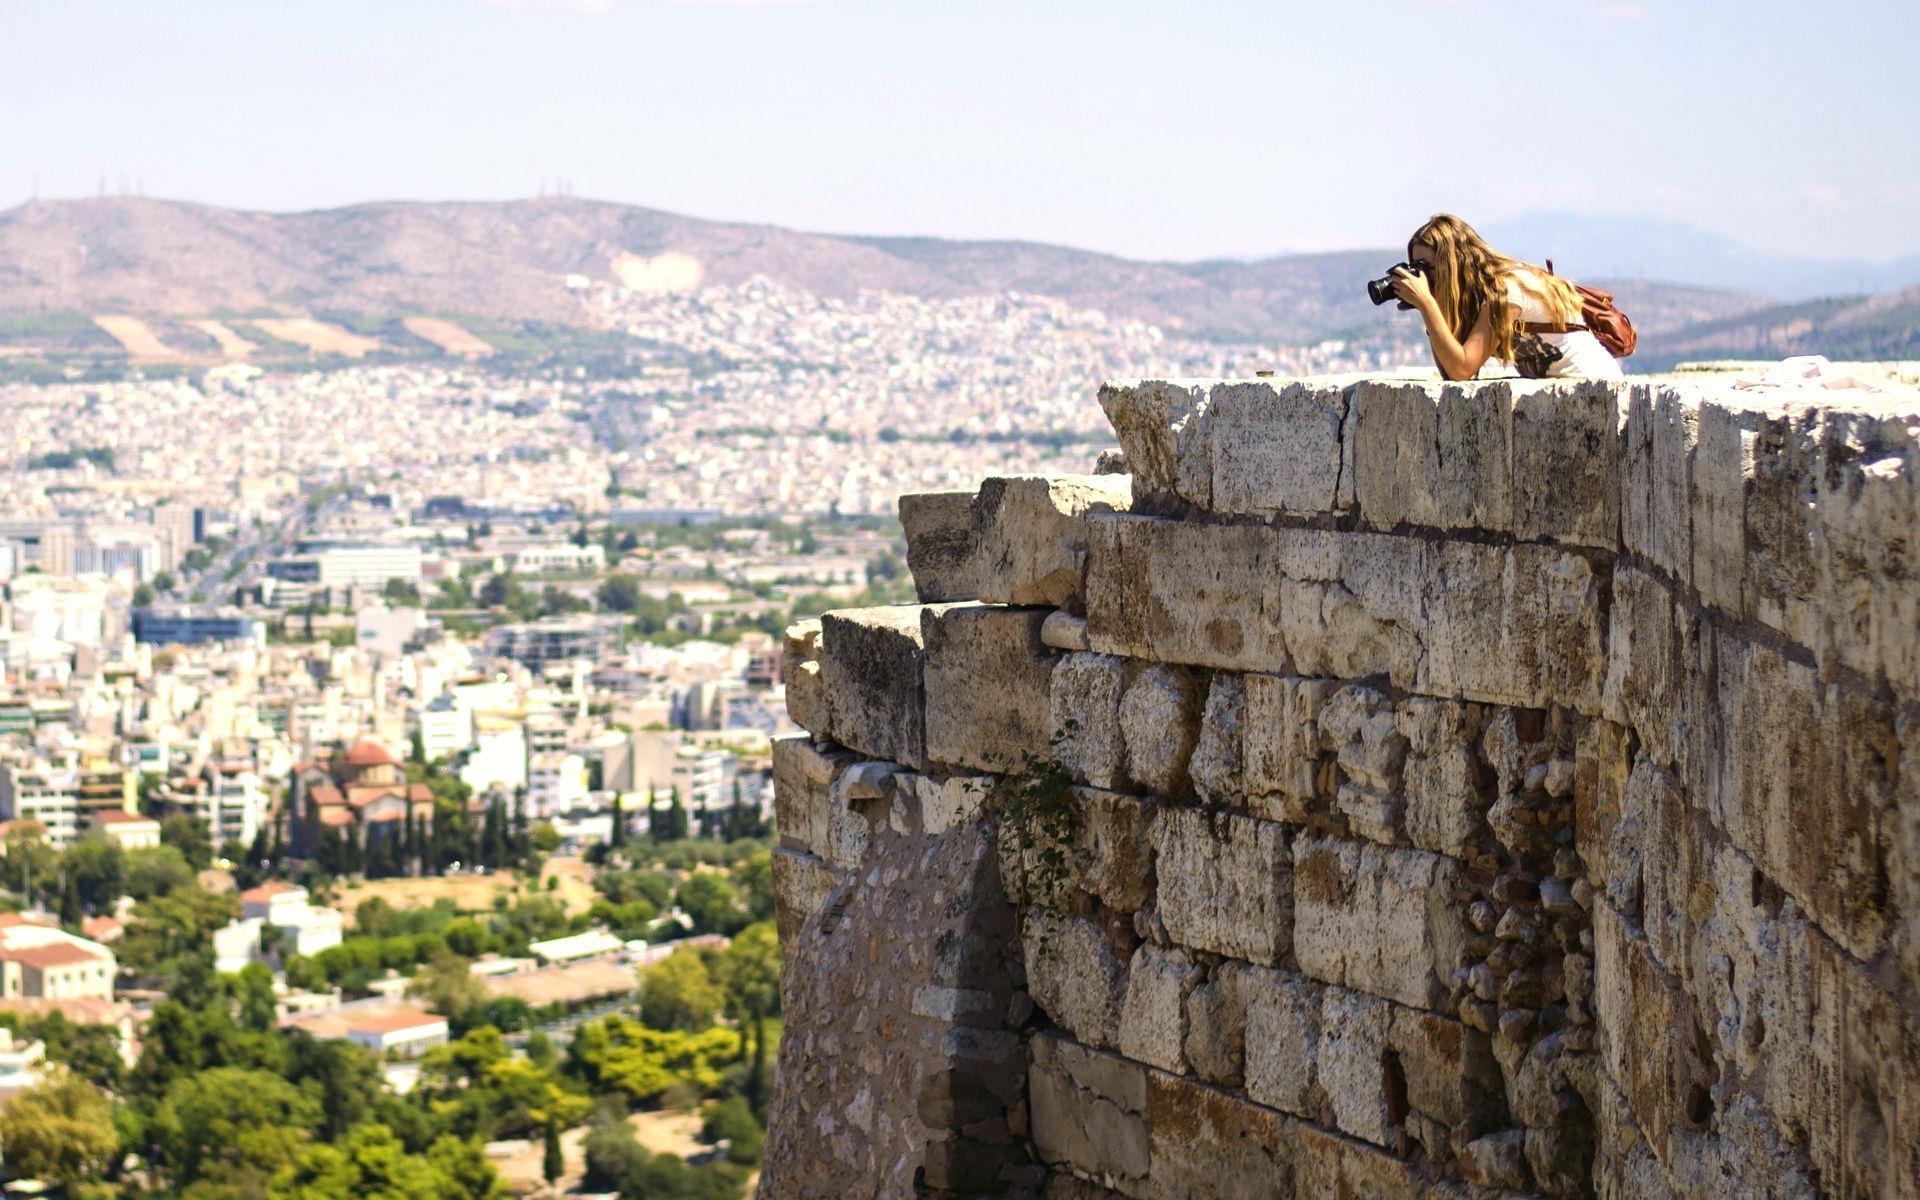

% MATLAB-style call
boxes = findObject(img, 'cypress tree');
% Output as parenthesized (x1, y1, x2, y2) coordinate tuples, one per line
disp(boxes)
(542, 1113, 563, 1185)
(610, 792, 626, 849)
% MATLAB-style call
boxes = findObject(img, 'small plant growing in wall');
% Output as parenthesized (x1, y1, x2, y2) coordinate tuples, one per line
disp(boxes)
(989, 722, 1088, 913)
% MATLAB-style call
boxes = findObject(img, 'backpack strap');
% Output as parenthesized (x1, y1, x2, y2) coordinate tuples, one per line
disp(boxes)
(1522, 321, 1589, 334)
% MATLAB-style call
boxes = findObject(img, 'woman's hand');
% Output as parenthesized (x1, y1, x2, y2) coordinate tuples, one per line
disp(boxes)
(1389, 266, 1436, 314)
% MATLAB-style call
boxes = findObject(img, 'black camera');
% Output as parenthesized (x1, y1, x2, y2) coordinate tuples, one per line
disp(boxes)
(1367, 261, 1428, 307)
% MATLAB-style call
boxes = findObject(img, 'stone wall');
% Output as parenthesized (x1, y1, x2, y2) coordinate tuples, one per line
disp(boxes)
(762, 375, 1920, 1200)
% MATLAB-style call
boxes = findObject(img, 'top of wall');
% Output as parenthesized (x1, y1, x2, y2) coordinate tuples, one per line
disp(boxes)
(1091, 373, 1919, 700)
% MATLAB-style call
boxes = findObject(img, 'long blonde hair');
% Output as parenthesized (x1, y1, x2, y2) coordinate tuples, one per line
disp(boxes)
(1409, 214, 1584, 364)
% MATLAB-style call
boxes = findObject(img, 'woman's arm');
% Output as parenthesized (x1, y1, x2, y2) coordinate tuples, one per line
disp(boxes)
(1391, 268, 1494, 381)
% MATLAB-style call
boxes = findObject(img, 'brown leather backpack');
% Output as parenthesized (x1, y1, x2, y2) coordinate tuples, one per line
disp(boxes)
(1521, 259, 1637, 358)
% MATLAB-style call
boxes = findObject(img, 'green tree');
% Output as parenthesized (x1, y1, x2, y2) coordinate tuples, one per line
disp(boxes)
(159, 812, 214, 870)
(133, 581, 157, 607)
(124, 843, 194, 898)
(675, 872, 744, 936)
(270, 1122, 507, 1200)
(0, 1072, 118, 1186)
(640, 946, 725, 1033)
(597, 573, 642, 613)
(152, 1065, 321, 1188)
(543, 1113, 564, 1185)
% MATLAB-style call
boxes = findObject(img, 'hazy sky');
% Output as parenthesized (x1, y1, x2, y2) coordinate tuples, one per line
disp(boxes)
(4, 0, 1916, 262)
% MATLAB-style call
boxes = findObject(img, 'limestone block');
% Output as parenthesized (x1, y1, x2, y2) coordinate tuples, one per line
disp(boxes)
(1042, 609, 1091, 651)
(1317, 986, 1393, 1145)
(897, 771, 993, 837)
(1153, 807, 1292, 965)
(1241, 967, 1323, 1117)
(1620, 383, 1697, 585)
(922, 603, 1055, 773)
(1117, 944, 1201, 1073)
(1292, 836, 1467, 1010)
(1602, 566, 1684, 770)
(1385, 1003, 1501, 1129)
(1744, 403, 1822, 648)
(1350, 380, 1519, 534)
(1028, 1032, 1150, 1186)
(1593, 902, 1713, 1157)
(770, 845, 845, 946)
(771, 733, 849, 858)
(1458, 1129, 1530, 1191)
(782, 619, 829, 735)
(1274, 529, 1427, 685)
(1183, 960, 1254, 1087)
(1076, 787, 1156, 912)
(900, 490, 983, 603)
(1119, 664, 1203, 796)
(1022, 909, 1130, 1049)
(1144, 1072, 1293, 1199)
(1692, 399, 1753, 617)
(1051, 652, 1128, 790)
(824, 762, 887, 867)
(1421, 541, 1606, 713)
(1811, 407, 1920, 698)
(1510, 377, 1622, 549)
(1319, 684, 1408, 844)
(1086, 514, 1290, 672)
(1397, 698, 1486, 858)
(1291, 1121, 1425, 1200)
(1206, 379, 1350, 518)
(1096, 380, 1213, 509)
(1188, 672, 1245, 807)
(819, 604, 937, 769)
(1573, 718, 1633, 888)
(972, 474, 1135, 607)
(1243, 673, 1332, 821)
(1711, 628, 1893, 960)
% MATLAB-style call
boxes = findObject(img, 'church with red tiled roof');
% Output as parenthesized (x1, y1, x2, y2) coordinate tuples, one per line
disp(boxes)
(287, 739, 435, 859)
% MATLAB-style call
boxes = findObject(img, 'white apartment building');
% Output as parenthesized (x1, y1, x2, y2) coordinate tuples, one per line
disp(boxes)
(527, 751, 588, 819)
(0, 919, 116, 1001)
(459, 721, 527, 794)
(629, 731, 729, 815)
(163, 764, 271, 849)
(509, 544, 606, 574)
(418, 692, 474, 763)
(216, 883, 345, 972)
(0, 760, 81, 848)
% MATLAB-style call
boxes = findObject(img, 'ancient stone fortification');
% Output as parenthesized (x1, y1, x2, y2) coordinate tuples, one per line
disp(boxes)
(762, 374, 1920, 1200)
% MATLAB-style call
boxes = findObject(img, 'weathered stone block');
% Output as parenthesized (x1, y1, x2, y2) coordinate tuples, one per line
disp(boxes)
(1206, 379, 1349, 518)
(1317, 986, 1394, 1145)
(1274, 529, 1427, 684)
(1188, 671, 1245, 807)
(1293, 836, 1467, 1010)
(896, 771, 992, 837)
(1421, 541, 1606, 712)
(1397, 697, 1486, 857)
(900, 490, 983, 603)
(972, 474, 1135, 607)
(1510, 377, 1622, 549)
(1051, 652, 1128, 789)
(1593, 902, 1713, 1157)
(1291, 1121, 1425, 1200)
(922, 602, 1055, 773)
(1183, 960, 1254, 1088)
(1022, 910, 1130, 1049)
(1243, 673, 1331, 821)
(1029, 1033, 1150, 1187)
(1119, 664, 1203, 796)
(1153, 807, 1292, 965)
(1319, 684, 1407, 845)
(1711, 628, 1893, 960)
(819, 604, 938, 768)
(1144, 1072, 1294, 1198)
(1086, 515, 1289, 672)
(1692, 398, 1752, 617)
(772, 733, 848, 858)
(1242, 967, 1323, 1117)
(1097, 379, 1213, 509)
(1620, 382, 1697, 585)
(770, 845, 845, 946)
(1118, 944, 1201, 1074)
(1811, 407, 1920, 698)
(782, 619, 829, 735)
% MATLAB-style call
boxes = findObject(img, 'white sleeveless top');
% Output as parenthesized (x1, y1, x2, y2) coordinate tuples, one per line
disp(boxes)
(1493, 267, 1624, 379)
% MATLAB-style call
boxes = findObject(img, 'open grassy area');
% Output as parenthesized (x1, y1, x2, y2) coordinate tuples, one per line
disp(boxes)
(333, 856, 599, 926)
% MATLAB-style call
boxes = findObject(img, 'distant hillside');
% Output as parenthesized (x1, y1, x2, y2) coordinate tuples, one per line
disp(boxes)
(1484, 213, 1920, 302)
(1632, 283, 1920, 369)
(0, 196, 1772, 352)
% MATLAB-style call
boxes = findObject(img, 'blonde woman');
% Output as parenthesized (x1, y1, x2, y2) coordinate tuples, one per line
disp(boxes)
(1389, 213, 1625, 381)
